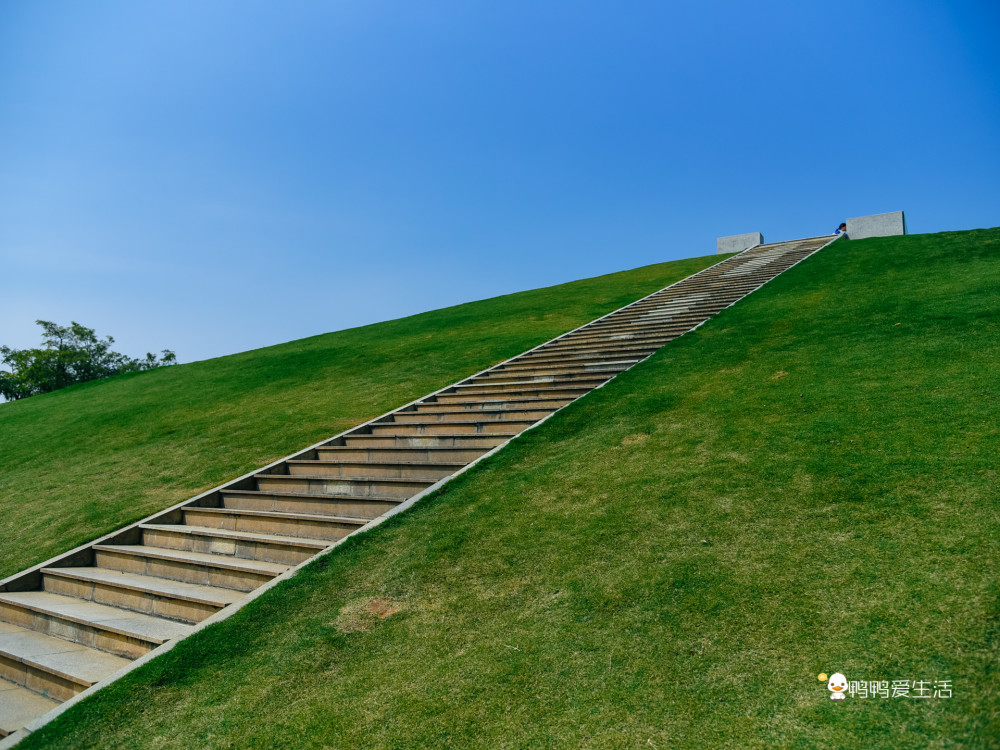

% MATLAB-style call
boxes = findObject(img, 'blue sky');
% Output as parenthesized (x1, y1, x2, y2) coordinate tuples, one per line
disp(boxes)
(2, 0, 998, 364)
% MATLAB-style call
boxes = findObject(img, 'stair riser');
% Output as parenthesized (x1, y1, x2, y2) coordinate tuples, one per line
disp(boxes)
(415, 398, 571, 412)
(183, 509, 357, 541)
(469, 372, 615, 386)
(536, 337, 674, 353)
(491, 365, 634, 378)
(455, 380, 606, 394)
(255, 476, 431, 500)
(511, 350, 655, 366)
(547, 327, 685, 340)
(0, 654, 87, 702)
(221, 492, 398, 521)
(587, 307, 731, 324)
(316, 447, 488, 463)
(141, 529, 318, 567)
(0, 601, 156, 660)
(287, 462, 457, 480)
(342, 434, 507, 449)
(483, 364, 631, 378)
(94, 549, 273, 593)
(432, 390, 585, 403)
(600, 306, 728, 321)
(393, 410, 552, 424)
(41, 574, 220, 625)
(368, 421, 529, 436)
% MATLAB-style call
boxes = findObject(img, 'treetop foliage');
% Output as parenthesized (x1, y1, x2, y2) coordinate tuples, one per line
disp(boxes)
(0, 320, 176, 401)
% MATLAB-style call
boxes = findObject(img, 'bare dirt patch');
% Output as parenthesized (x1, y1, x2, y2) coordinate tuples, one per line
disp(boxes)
(334, 597, 405, 633)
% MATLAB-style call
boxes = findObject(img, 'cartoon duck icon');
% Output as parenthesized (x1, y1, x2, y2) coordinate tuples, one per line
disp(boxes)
(828, 672, 848, 700)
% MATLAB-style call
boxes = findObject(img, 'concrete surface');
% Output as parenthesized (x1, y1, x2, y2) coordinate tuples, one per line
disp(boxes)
(846, 211, 906, 240)
(717, 232, 763, 254)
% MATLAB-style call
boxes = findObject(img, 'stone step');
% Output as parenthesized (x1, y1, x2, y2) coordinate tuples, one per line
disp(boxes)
(220, 488, 401, 520)
(182, 506, 366, 542)
(493, 358, 640, 374)
(507, 352, 654, 369)
(442, 386, 602, 402)
(315, 445, 491, 463)
(432, 386, 591, 403)
(139, 524, 328, 567)
(93, 544, 288, 593)
(468, 370, 619, 385)
(40, 566, 241, 625)
(0, 677, 59, 739)
(255, 473, 434, 500)
(514, 342, 660, 358)
(593, 307, 734, 328)
(581, 304, 736, 324)
(471, 368, 628, 384)
(581, 310, 707, 326)
(340, 433, 508, 449)
(0, 621, 130, 702)
(367, 419, 534, 436)
(563, 311, 707, 327)
(286, 459, 463, 480)
(533, 337, 674, 355)
(414, 397, 571, 412)
(454, 379, 610, 395)
(536, 332, 679, 350)
(574, 317, 719, 335)
(0, 591, 193, 660)
(393, 407, 554, 424)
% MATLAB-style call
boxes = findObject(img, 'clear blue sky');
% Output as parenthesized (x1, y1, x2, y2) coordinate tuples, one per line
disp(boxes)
(2, 0, 998, 364)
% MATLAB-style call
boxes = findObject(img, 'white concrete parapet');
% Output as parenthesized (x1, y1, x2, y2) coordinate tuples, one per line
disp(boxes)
(717, 232, 763, 254)
(845, 211, 906, 240)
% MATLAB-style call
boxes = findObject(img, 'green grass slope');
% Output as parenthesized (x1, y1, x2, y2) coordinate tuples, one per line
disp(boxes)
(0, 254, 722, 580)
(16, 228, 1000, 749)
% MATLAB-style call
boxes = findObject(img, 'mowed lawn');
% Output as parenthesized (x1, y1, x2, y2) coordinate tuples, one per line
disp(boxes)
(16, 228, 1000, 749)
(0, 253, 720, 579)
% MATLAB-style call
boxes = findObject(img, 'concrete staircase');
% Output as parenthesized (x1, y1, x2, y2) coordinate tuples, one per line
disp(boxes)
(0, 234, 838, 744)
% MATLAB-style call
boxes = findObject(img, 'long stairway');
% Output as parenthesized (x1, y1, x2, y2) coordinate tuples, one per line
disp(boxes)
(0, 234, 838, 743)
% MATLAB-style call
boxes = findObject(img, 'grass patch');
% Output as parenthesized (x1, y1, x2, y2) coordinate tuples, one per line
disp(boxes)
(0, 254, 720, 579)
(14, 228, 1000, 748)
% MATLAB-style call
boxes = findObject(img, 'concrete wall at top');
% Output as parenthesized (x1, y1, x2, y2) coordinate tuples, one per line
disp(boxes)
(846, 211, 906, 240)
(717, 232, 763, 254)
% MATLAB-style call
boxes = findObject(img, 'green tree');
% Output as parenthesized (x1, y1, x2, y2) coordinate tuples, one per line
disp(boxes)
(0, 320, 176, 401)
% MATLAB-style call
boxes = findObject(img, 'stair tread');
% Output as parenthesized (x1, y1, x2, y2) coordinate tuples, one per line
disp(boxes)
(0, 591, 193, 644)
(0, 621, 130, 685)
(464, 375, 609, 385)
(505, 356, 640, 364)
(462, 373, 609, 382)
(184, 507, 368, 525)
(290, 457, 468, 465)
(417, 396, 571, 414)
(222, 488, 402, 502)
(320, 445, 488, 451)
(379, 416, 537, 424)
(93, 544, 290, 575)
(255, 473, 435, 484)
(411, 402, 553, 411)
(0, 676, 59, 737)
(450, 383, 595, 392)
(42, 567, 243, 607)
(140, 523, 330, 549)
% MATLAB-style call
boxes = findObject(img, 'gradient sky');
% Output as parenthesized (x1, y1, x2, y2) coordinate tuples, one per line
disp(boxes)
(2, 0, 998, 365)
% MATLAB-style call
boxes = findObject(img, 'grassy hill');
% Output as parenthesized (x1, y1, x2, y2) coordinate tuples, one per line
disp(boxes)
(0, 253, 719, 580)
(12, 228, 1000, 748)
